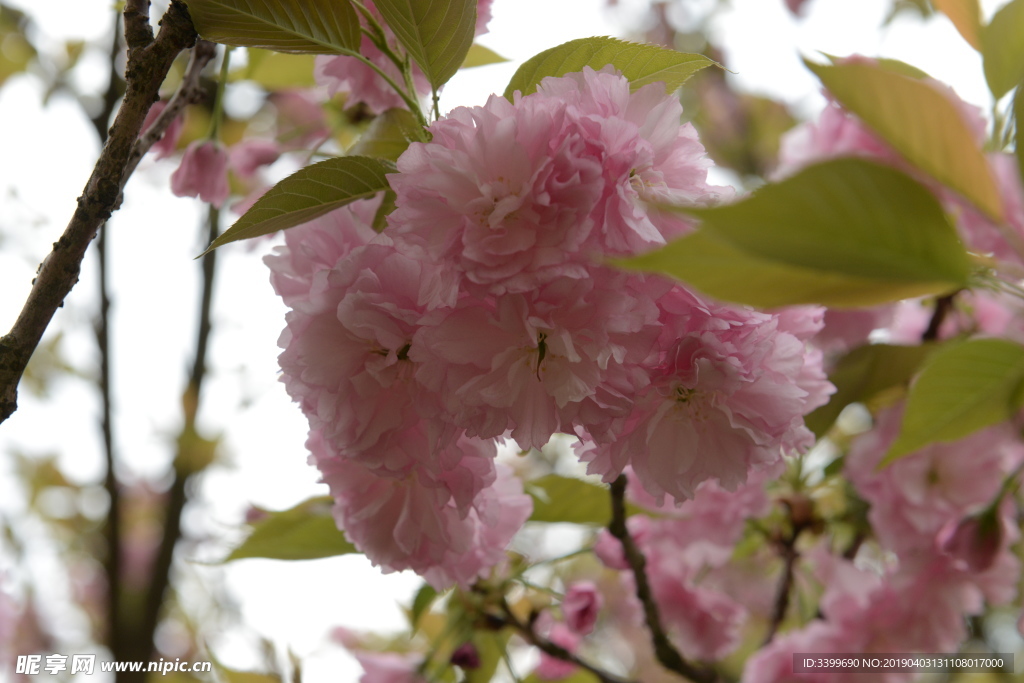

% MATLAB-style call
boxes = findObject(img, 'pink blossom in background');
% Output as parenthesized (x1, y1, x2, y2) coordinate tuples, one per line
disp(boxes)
(269, 89, 329, 149)
(354, 651, 428, 683)
(141, 100, 184, 159)
(170, 140, 230, 208)
(229, 139, 280, 178)
(315, 0, 494, 114)
(562, 582, 602, 635)
(845, 406, 1021, 561)
(534, 623, 580, 680)
(936, 510, 1004, 573)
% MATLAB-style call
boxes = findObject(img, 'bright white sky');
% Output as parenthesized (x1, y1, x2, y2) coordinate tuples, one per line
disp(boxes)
(0, 0, 1011, 679)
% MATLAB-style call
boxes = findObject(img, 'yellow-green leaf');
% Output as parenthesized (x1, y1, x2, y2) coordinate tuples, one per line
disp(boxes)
(983, 0, 1024, 98)
(933, 0, 983, 50)
(349, 108, 425, 161)
(503, 36, 715, 100)
(806, 59, 1003, 221)
(804, 343, 939, 437)
(185, 0, 361, 53)
(615, 158, 971, 308)
(527, 474, 644, 524)
(461, 42, 508, 69)
(232, 48, 316, 88)
(225, 496, 358, 561)
(204, 155, 391, 252)
(883, 338, 1024, 464)
(374, 0, 476, 90)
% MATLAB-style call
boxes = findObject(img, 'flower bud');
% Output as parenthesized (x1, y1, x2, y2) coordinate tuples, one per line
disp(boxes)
(937, 510, 1002, 573)
(562, 582, 602, 635)
(450, 642, 480, 670)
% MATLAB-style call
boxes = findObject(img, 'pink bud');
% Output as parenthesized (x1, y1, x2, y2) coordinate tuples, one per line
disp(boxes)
(450, 642, 480, 669)
(937, 512, 1002, 573)
(170, 141, 230, 208)
(142, 100, 184, 159)
(562, 582, 602, 635)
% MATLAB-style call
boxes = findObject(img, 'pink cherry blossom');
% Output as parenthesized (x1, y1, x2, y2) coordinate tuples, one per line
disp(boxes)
(141, 100, 184, 159)
(562, 582, 602, 635)
(583, 288, 831, 504)
(534, 623, 580, 680)
(312, 432, 530, 588)
(229, 139, 280, 178)
(353, 651, 427, 683)
(170, 140, 230, 208)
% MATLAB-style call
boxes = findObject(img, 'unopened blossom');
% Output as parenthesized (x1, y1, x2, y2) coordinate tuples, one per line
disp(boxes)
(170, 140, 230, 208)
(936, 510, 1002, 573)
(562, 582, 602, 635)
(141, 100, 183, 159)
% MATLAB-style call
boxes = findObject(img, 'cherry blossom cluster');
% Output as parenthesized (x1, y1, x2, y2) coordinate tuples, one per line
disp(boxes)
(265, 66, 833, 588)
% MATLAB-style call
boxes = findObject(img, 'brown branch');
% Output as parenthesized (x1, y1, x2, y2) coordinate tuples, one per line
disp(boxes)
(922, 293, 956, 342)
(125, 206, 222, 681)
(496, 599, 637, 683)
(0, 0, 197, 426)
(87, 9, 127, 664)
(608, 475, 717, 683)
(762, 532, 799, 646)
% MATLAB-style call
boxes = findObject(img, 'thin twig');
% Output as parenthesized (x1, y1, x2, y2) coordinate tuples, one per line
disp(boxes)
(762, 532, 800, 646)
(922, 293, 955, 342)
(87, 8, 127, 662)
(134, 205, 221, 673)
(497, 599, 637, 683)
(608, 475, 717, 683)
(121, 38, 217, 185)
(0, 0, 197, 425)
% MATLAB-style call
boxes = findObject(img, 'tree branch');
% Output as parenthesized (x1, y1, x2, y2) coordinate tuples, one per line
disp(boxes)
(0, 0, 197, 426)
(496, 599, 637, 683)
(87, 8, 127, 663)
(608, 475, 717, 683)
(122, 38, 217, 185)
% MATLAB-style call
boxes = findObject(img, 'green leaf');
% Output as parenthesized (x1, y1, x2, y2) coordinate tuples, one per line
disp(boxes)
(205, 156, 392, 252)
(464, 631, 511, 683)
(933, 0, 983, 50)
(410, 583, 438, 632)
(882, 338, 1024, 464)
(527, 474, 644, 525)
(503, 36, 715, 100)
(804, 343, 939, 437)
(225, 496, 358, 561)
(349, 108, 425, 161)
(185, 0, 361, 53)
(983, 0, 1024, 98)
(232, 48, 316, 88)
(806, 59, 1003, 221)
(1015, 82, 1024, 193)
(374, 0, 476, 90)
(462, 42, 508, 68)
(523, 672, 600, 683)
(823, 53, 930, 80)
(615, 158, 972, 308)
